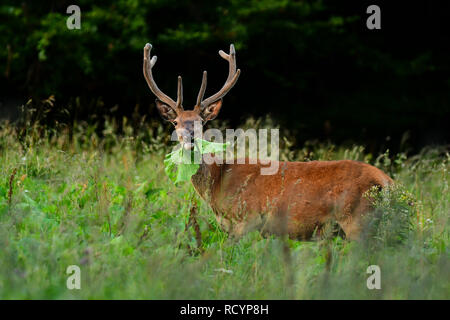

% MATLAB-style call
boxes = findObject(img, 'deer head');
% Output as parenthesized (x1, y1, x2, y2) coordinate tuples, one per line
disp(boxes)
(143, 43, 241, 150)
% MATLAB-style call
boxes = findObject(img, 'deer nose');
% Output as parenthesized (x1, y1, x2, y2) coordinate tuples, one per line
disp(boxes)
(176, 128, 193, 139)
(176, 128, 194, 149)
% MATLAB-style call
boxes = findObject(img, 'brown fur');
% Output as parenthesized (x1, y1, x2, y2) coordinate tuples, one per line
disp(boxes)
(192, 157, 393, 240)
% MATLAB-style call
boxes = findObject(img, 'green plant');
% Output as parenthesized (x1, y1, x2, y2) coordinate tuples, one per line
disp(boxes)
(0, 113, 448, 299)
(363, 184, 416, 248)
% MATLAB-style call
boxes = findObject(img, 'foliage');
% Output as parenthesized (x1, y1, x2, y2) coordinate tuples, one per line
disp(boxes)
(1, 1, 449, 151)
(363, 184, 416, 248)
(164, 146, 200, 184)
(164, 138, 229, 184)
(0, 114, 448, 299)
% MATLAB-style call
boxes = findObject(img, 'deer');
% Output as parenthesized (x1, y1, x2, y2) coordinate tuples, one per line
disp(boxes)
(143, 43, 393, 241)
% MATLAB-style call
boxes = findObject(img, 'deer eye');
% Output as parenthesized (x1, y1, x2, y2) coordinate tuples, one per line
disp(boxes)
(172, 120, 178, 126)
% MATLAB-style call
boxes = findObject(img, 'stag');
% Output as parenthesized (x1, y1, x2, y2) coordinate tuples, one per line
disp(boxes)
(143, 43, 393, 240)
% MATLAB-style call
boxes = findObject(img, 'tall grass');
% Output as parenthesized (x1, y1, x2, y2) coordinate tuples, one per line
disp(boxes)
(0, 109, 448, 299)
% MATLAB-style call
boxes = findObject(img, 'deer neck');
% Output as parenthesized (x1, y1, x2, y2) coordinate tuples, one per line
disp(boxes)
(190, 155, 223, 203)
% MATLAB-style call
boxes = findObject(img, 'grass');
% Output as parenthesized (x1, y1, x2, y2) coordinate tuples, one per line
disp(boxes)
(0, 114, 448, 299)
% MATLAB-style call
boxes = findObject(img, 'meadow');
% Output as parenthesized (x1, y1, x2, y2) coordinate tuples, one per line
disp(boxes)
(0, 111, 448, 299)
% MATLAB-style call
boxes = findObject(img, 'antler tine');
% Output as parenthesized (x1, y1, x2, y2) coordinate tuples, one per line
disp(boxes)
(176, 76, 183, 110)
(200, 44, 240, 109)
(143, 43, 178, 112)
(218, 44, 236, 83)
(195, 71, 207, 108)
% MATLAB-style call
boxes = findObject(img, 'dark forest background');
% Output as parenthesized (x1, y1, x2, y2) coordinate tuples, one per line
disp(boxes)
(1, 0, 449, 154)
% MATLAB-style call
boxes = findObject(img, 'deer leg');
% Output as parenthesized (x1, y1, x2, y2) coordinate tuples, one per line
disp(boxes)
(337, 218, 362, 240)
(336, 197, 373, 240)
(188, 202, 204, 253)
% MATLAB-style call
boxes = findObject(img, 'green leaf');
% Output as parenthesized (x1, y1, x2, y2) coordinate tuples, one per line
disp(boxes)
(163, 138, 229, 185)
(197, 138, 230, 154)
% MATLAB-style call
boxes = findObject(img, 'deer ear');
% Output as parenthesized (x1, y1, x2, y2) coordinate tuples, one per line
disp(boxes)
(155, 99, 177, 121)
(201, 99, 222, 123)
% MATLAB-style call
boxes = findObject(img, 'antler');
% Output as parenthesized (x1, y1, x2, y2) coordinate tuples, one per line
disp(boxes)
(143, 43, 183, 113)
(194, 44, 241, 112)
